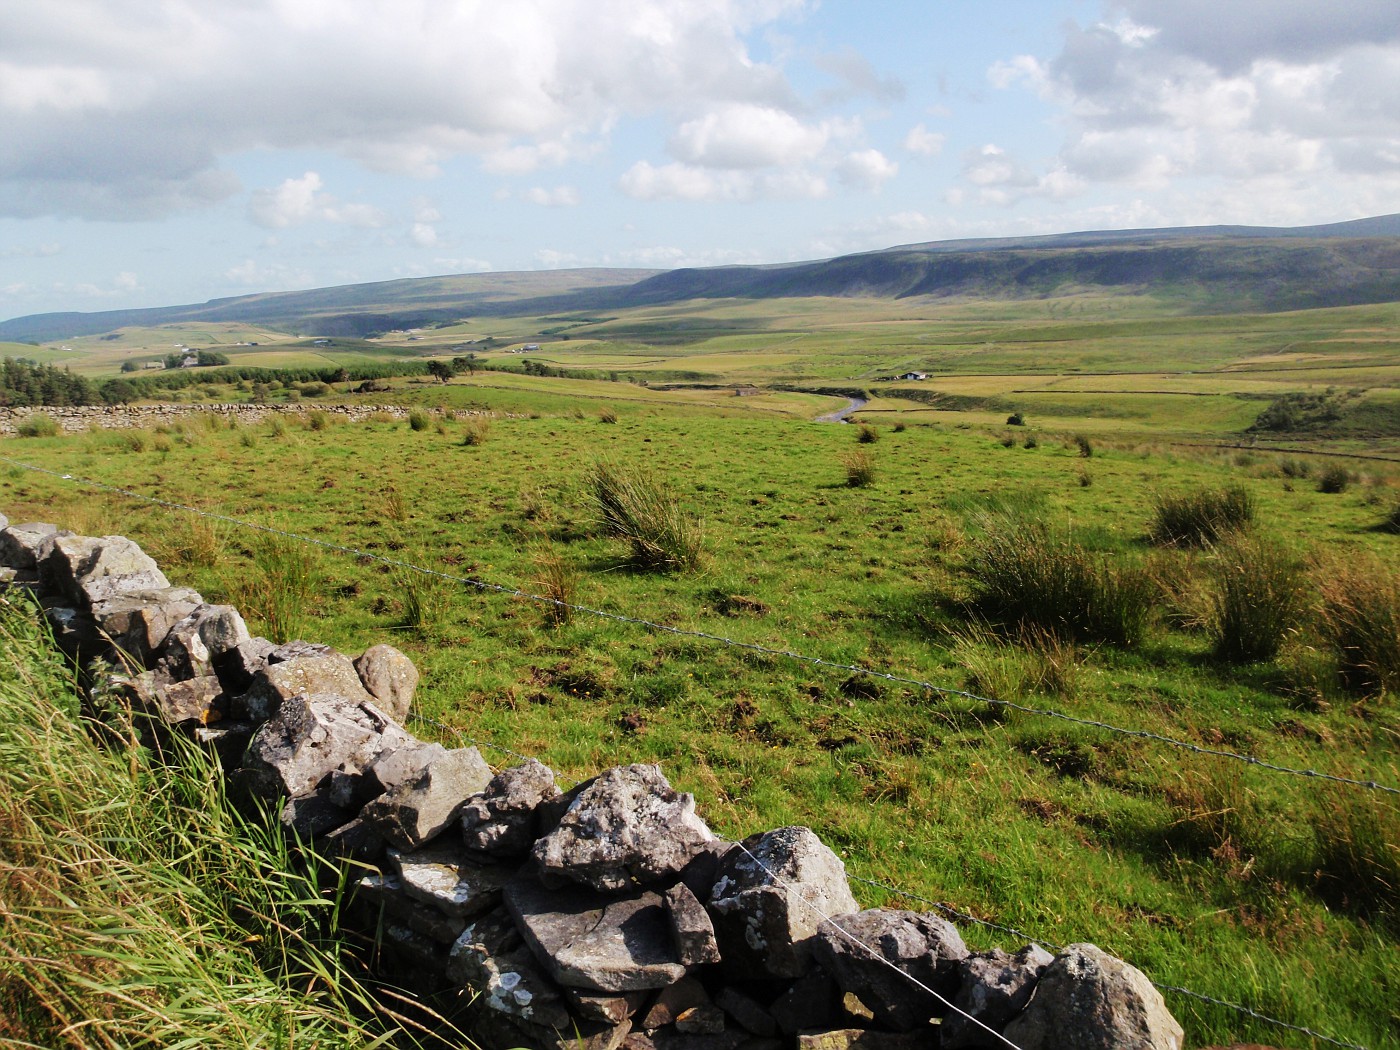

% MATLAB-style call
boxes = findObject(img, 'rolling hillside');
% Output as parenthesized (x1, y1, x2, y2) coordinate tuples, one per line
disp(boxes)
(5, 215, 1400, 344)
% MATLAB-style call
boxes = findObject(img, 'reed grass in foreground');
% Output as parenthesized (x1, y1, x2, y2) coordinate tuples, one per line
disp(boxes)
(0, 594, 422, 1050)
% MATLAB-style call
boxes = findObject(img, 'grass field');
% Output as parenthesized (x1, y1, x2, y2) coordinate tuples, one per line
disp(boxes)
(2, 386, 1398, 1047)
(4, 289, 1399, 1047)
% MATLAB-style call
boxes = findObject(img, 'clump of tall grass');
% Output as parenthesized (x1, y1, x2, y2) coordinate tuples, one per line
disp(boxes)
(528, 545, 577, 627)
(856, 424, 879, 444)
(1317, 463, 1353, 493)
(461, 418, 491, 446)
(1317, 556, 1400, 695)
(16, 412, 59, 438)
(222, 527, 320, 643)
(599, 407, 618, 424)
(1149, 485, 1254, 547)
(407, 409, 431, 432)
(1074, 434, 1093, 458)
(393, 558, 455, 636)
(952, 621, 1080, 701)
(842, 448, 876, 487)
(0, 595, 416, 1049)
(588, 458, 703, 572)
(122, 429, 149, 453)
(964, 517, 1154, 646)
(1206, 534, 1307, 663)
(306, 409, 330, 431)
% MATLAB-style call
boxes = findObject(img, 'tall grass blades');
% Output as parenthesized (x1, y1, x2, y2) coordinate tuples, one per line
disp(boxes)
(965, 517, 1154, 646)
(393, 558, 455, 635)
(16, 412, 59, 438)
(461, 418, 491, 446)
(223, 527, 320, 643)
(529, 544, 577, 626)
(1206, 534, 1307, 663)
(407, 408, 430, 432)
(1317, 556, 1400, 695)
(0, 595, 414, 1049)
(589, 458, 703, 572)
(842, 448, 876, 487)
(1150, 485, 1254, 547)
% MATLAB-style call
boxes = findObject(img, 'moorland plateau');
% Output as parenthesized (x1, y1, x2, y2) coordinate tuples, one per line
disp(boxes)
(1, 219, 1398, 1048)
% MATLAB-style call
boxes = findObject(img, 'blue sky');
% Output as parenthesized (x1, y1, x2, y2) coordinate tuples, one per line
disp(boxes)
(2, 0, 1397, 319)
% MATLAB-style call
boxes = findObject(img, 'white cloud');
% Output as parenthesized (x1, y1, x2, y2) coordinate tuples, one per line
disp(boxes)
(0, 0, 810, 221)
(410, 222, 439, 248)
(248, 172, 387, 229)
(903, 124, 945, 156)
(981, 1, 1400, 219)
(837, 149, 897, 191)
(523, 185, 581, 207)
(668, 105, 838, 169)
(618, 160, 829, 202)
(223, 258, 315, 288)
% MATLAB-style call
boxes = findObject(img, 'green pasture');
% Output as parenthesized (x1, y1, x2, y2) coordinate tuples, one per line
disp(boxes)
(2, 399, 1397, 1048)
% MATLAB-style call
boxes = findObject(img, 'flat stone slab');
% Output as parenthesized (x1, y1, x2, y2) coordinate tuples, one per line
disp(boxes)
(389, 841, 513, 921)
(505, 873, 687, 992)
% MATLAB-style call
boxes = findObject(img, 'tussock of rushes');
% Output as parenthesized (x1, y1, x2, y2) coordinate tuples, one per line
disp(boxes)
(0, 594, 421, 1049)
(407, 409, 431, 432)
(1150, 485, 1254, 547)
(842, 448, 876, 487)
(222, 528, 320, 643)
(1317, 555, 1400, 695)
(1206, 534, 1307, 663)
(952, 621, 1080, 701)
(965, 517, 1154, 646)
(16, 413, 59, 438)
(589, 458, 703, 572)
(529, 545, 577, 626)
(461, 418, 491, 446)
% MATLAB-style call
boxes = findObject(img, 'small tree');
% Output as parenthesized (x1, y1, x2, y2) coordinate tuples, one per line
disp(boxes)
(427, 360, 456, 383)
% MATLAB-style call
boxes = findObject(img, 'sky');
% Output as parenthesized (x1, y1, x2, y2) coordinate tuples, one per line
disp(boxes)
(2, 0, 1398, 320)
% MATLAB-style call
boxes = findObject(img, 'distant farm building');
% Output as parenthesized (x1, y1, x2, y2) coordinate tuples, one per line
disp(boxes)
(899, 371, 928, 381)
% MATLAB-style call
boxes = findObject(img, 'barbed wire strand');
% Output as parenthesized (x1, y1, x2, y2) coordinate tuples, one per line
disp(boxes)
(731, 840, 1024, 1050)
(407, 713, 1374, 1050)
(5, 454, 1393, 797)
(848, 875, 1373, 1050)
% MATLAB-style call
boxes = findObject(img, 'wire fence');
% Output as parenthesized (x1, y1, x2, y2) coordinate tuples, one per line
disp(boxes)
(0, 452, 1385, 1049)
(2, 453, 1393, 797)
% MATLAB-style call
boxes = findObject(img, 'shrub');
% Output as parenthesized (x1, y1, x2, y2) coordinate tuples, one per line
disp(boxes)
(461, 419, 491, 446)
(856, 424, 879, 444)
(1075, 434, 1093, 458)
(893, 422, 907, 433)
(1006, 412, 1024, 426)
(1206, 534, 1307, 663)
(1278, 457, 1311, 479)
(1150, 485, 1254, 547)
(999, 433, 1016, 448)
(588, 458, 703, 572)
(1318, 557, 1400, 694)
(15, 413, 58, 438)
(407, 409, 431, 432)
(965, 517, 1154, 646)
(842, 449, 876, 487)
(1078, 470, 1093, 488)
(1022, 432, 1038, 449)
(1317, 463, 1352, 493)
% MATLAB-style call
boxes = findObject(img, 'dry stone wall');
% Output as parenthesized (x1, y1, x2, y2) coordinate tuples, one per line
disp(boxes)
(0, 514, 1187, 1050)
(0, 402, 427, 434)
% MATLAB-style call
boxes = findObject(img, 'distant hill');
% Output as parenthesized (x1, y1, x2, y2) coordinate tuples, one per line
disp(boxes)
(5, 215, 1400, 343)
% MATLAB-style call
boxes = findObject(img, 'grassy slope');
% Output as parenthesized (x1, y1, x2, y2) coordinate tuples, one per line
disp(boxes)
(2, 395, 1397, 1047)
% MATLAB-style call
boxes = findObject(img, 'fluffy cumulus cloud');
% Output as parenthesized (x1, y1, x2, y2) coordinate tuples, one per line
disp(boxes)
(985, 0, 1400, 217)
(248, 172, 387, 229)
(0, 0, 812, 220)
